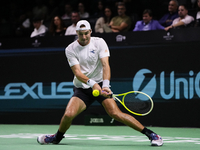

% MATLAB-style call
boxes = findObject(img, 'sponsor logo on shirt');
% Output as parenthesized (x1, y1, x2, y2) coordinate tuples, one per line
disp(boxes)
(90, 50, 95, 54)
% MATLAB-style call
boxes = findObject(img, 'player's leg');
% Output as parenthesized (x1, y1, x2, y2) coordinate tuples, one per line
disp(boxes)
(102, 98, 163, 146)
(58, 96, 86, 133)
(37, 97, 86, 144)
(102, 98, 144, 131)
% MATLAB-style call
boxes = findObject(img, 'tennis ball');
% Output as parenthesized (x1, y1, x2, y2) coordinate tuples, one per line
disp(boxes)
(92, 90, 100, 97)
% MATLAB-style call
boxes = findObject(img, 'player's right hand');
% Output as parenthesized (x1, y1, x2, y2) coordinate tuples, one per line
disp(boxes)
(101, 87, 112, 98)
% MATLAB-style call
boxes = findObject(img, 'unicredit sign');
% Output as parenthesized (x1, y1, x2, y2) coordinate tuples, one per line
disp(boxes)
(133, 69, 200, 100)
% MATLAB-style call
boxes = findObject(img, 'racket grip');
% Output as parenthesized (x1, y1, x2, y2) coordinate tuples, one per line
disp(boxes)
(102, 90, 112, 98)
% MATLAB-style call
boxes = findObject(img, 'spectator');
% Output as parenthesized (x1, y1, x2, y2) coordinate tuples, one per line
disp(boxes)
(61, 3, 73, 20)
(95, 6, 114, 33)
(65, 11, 80, 36)
(30, 16, 48, 38)
(15, 10, 33, 37)
(194, 0, 200, 27)
(61, 3, 73, 27)
(165, 4, 194, 31)
(159, 0, 179, 27)
(133, 9, 165, 31)
(78, 2, 90, 19)
(32, 0, 48, 20)
(48, 16, 66, 36)
(45, 0, 60, 24)
(104, 2, 131, 32)
(91, 0, 105, 19)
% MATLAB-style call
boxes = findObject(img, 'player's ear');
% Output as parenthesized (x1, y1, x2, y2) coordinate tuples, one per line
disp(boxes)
(90, 29, 92, 34)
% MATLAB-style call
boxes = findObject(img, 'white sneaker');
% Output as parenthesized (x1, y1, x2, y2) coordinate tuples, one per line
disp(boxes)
(37, 134, 59, 144)
(150, 133, 163, 146)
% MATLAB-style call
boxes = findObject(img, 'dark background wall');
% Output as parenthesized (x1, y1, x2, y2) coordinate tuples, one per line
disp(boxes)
(0, 28, 200, 127)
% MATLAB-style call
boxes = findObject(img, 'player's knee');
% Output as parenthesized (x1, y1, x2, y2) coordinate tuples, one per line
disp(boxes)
(107, 110, 120, 120)
(63, 110, 76, 120)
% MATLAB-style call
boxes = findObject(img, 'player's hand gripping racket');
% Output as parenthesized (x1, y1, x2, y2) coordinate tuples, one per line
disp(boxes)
(92, 90, 154, 116)
(110, 91, 154, 116)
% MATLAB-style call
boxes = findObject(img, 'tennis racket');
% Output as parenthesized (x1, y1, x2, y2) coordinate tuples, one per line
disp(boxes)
(110, 91, 154, 116)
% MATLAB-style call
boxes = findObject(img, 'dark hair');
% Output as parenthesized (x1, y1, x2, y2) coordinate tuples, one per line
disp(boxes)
(71, 11, 79, 15)
(49, 16, 65, 34)
(32, 16, 42, 22)
(103, 6, 114, 23)
(198, 3, 200, 11)
(80, 24, 86, 28)
(179, 4, 188, 10)
(143, 9, 153, 17)
(171, 0, 179, 7)
(117, 2, 126, 9)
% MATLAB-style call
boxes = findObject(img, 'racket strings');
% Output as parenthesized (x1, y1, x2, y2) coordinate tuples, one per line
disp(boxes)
(123, 93, 151, 114)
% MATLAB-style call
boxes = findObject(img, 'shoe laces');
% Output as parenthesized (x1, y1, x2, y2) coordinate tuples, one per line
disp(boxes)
(44, 134, 56, 143)
(150, 133, 159, 140)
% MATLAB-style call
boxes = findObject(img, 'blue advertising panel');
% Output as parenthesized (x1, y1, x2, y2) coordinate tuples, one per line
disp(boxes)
(0, 30, 200, 127)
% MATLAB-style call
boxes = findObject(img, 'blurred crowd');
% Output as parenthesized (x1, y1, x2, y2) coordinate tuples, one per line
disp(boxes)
(0, 0, 199, 38)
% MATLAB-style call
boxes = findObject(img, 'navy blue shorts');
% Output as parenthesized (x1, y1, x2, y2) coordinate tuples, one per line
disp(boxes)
(72, 82, 107, 108)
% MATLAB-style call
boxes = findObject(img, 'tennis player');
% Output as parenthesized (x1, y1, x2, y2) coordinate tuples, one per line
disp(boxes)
(37, 20, 163, 146)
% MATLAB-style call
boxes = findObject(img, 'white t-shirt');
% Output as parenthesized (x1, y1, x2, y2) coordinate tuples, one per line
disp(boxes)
(79, 12, 89, 19)
(196, 11, 200, 19)
(30, 25, 47, 38)
(62, 13, 71, 20)
(65, 24, 76, 35)
(22, 18, 31, 28)
(172, 15, 194, 26)
(65, 37, 110, 89)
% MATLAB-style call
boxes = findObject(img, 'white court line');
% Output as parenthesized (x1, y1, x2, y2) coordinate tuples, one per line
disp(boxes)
(0, 133, 199, 144)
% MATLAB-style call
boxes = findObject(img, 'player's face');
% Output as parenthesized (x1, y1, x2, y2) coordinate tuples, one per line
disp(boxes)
(143, 13, 152, 24)
(178, 6, 188, 18)
(77, 30, 92, 46)
(168, 1, 178, 13)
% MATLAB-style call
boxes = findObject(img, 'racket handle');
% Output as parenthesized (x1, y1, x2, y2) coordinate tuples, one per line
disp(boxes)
(102, 90, 113, 98)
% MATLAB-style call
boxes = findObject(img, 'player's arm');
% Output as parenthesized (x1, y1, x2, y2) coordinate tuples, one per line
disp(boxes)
(71, 64, 101, 90)
(101, 56, 112, 95)
(71, 64, 88, 84)
(101, 56, 110, 81)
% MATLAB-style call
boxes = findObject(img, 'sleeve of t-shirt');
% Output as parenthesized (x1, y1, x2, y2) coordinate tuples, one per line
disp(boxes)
(133, 21, 141, 31)
(155, 20, 165, 30)
(98, 38, 110, 58)
(181, 16, 194, 25)
(65, 47, 79, 67)
(124, 17, 131, 25)
(159, 14, 167, 25)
